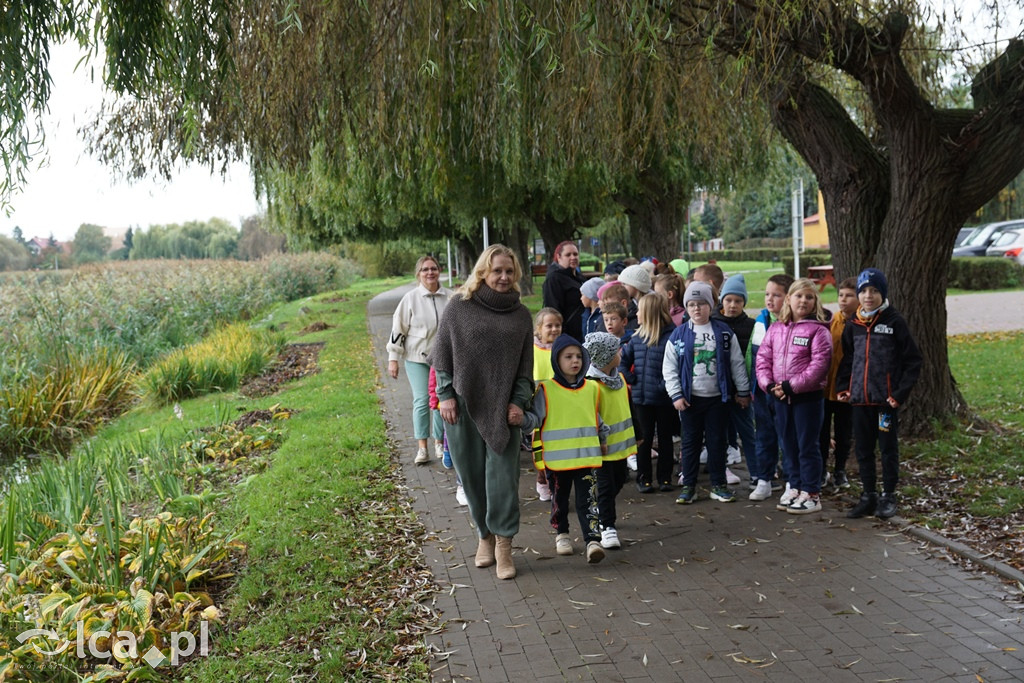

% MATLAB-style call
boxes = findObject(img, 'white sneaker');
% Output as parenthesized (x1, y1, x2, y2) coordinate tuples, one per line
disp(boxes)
(455, 485, 468, 507)
(586, 541, 605, 564)
(536, 481, 552, 501)
(414, 447, 430, 464)
(626, 454, 638, 471)
(788, 491, 821, 514)
(749, 479, 772, 501)
(726, 445, 742, 465)
(600, 527, 621, 549)
(725, 467, 741, 485)
(777, 485, 799, 511)
(699, 447, 708, 465)
(555, 533, 574, 556)
(435, 442, 444, 460)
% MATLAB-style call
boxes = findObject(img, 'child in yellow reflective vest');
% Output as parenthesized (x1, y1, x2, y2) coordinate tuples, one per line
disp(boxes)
(520, 334, 609, 564)
(583, 331, 637, 551)
(530, 307, 563, 502)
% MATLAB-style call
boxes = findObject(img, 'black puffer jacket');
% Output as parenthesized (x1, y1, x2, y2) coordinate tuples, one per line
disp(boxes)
(542, 263, 585, 341)
(836, 305, 922, 406)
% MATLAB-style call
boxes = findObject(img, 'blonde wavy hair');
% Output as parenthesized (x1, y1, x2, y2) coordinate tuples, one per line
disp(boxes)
(636, 292, 673, 346)
(460, 244, 522, 299)
(779, 278, 827, 323)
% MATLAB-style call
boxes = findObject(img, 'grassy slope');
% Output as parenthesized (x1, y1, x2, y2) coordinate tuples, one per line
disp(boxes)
(81, 278, 431, 681)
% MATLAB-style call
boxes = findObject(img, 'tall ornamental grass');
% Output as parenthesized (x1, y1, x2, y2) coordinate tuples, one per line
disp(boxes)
(139, 324, 285, 405)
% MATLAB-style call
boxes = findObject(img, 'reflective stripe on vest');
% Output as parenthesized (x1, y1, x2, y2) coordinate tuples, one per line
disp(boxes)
(537, 379, 603, 471)
(595, 376, 637, 461)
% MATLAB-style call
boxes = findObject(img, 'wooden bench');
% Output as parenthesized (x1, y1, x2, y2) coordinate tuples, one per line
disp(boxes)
(530, 264, 602, 279)
(807, 264, 836, 291)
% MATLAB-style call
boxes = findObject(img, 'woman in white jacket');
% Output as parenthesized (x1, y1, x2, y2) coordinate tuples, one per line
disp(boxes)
(387, 255, 454, 463)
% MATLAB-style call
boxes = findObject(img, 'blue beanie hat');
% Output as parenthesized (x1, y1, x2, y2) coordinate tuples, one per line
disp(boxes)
(719, 274, 748, 305)
(857, 268, 888, 300)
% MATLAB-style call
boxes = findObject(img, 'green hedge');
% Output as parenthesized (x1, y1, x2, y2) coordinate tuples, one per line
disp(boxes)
(948, 257, 1024, 290)
(782, 253, 833, 277)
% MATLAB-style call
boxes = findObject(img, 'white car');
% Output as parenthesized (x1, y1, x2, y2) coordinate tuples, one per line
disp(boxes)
(985, 229, 1024, 258)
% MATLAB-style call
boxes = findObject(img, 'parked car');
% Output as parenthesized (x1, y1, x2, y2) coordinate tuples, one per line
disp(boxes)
(985, 229, 1024, 258)
(1004, 246, 1024, 267)
(953, 220, 1024, 257)
(955, 226, 976, 246)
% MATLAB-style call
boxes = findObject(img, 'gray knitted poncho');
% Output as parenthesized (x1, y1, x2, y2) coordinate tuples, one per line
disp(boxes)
(428, 284, 534, 453)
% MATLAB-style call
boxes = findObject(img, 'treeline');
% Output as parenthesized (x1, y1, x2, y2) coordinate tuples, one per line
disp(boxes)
(0, 214, 287, 272)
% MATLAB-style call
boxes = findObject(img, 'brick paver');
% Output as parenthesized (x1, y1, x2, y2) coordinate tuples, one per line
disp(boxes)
(369, 287, 1024, 682)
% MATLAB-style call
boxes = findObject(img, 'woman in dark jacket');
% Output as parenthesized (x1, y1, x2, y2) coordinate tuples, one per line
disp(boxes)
(620, 293, 677, 492)
(542, 241, 586, 341)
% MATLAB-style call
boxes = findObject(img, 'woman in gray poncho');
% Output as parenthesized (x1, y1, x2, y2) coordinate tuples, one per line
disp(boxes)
(429, 245, 534, 580)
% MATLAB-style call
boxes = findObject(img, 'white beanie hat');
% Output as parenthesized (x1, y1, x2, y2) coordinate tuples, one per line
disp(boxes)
(618, 265, 652, 294)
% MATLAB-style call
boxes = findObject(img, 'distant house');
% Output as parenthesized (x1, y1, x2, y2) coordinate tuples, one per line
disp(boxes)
(26, 237, 71, 256)
(103, 226, 129, 253)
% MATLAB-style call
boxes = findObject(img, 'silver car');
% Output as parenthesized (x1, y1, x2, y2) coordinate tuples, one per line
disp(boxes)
(986, 228, 1024, 258)
(953, 219, 1024, 257)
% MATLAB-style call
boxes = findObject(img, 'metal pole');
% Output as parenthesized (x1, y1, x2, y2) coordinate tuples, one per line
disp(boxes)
(792, 178, 804, 278)
(483, 217, 490, 249)
(446, 238, 453, 288)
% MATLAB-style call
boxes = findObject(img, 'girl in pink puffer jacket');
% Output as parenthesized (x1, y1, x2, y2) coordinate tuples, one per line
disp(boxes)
(755, 278, 833, 515)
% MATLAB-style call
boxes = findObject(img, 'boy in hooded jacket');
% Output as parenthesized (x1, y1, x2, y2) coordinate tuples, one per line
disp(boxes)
(836, 268, 922, 520)
(521, 334, 610, 563)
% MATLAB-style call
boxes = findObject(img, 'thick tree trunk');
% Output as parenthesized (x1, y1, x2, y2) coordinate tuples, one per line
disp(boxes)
(530, 213, 577, 264)
(623, 191, 682, 261)
(616, 169, 688, 261)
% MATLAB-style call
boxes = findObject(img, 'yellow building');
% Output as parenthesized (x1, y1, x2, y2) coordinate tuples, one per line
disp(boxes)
(803, 190, 829, 249)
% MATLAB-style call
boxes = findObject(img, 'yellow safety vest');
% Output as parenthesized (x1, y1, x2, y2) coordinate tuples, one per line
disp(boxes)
(533, 345, 554, 382)
(595, 375, 637, 461)
(535, 379, 603, 471)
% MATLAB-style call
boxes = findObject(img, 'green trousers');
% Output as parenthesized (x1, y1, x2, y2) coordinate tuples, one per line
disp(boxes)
(445, 393, 521, 539)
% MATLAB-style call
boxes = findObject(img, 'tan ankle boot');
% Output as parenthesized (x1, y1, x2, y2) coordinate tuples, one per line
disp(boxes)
(495, 536, 516, 579)
(475, 534, 495, 568)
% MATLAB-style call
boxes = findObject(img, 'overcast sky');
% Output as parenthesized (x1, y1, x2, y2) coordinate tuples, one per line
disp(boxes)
(1, 2, 1019, 244)
(0, 44, 263, 243)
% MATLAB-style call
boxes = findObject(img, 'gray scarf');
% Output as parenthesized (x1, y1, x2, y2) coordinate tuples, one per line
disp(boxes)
(428, 284, 534, 453)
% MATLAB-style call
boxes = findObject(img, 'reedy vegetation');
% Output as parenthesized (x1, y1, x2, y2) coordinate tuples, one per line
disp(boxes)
(0, 254, 357, 457)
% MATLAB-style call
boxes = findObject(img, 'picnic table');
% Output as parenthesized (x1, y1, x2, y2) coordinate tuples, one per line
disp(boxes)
(807, 264, 836, 291)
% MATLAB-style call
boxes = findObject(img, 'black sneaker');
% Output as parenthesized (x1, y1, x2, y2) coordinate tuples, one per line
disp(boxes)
(834, 470, 850, 489)
(658, 480, 675, 492)
(876, 492, 898, 519)
(847, 492, 878, 519)
(636, 477, 655, 494)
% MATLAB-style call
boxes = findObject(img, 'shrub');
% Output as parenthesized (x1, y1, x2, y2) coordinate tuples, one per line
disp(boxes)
(948, 257, 1024, 290)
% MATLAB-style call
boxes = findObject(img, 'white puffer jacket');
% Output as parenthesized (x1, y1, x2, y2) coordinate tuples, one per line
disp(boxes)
(386, 284, 454, 364)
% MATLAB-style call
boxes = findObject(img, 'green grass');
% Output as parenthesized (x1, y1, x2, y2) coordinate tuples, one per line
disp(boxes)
(901, 330, 1024, 521)
(178, 285, 433, 680)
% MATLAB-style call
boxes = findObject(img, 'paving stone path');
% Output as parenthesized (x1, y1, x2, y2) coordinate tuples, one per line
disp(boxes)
(370, 287, 1024, 682)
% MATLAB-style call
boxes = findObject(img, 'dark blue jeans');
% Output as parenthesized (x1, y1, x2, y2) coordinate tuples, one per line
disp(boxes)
(774, 396, 825, 495)
(751, 391, 782, 484)
(679, 395, 730, 488)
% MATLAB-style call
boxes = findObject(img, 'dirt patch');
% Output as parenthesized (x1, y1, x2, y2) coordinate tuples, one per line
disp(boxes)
(240, 342, 324, 398)
(319, 295, 349, 303)
(300, 321, 332, 334)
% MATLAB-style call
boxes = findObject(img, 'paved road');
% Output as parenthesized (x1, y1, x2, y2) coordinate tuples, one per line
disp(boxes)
(369, 287, 1024, 683)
